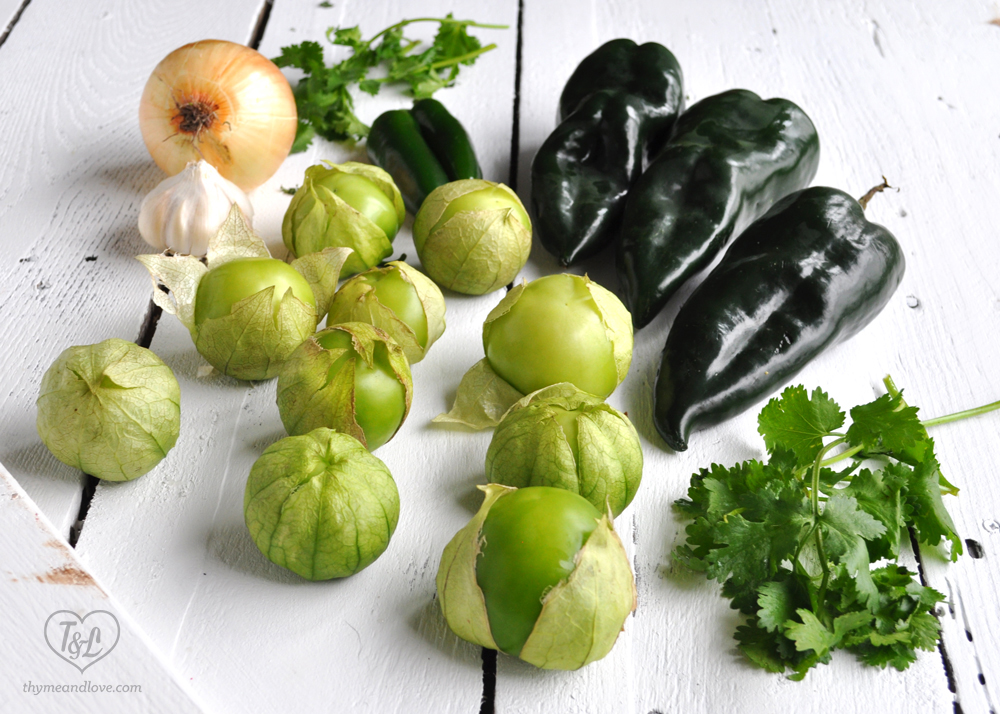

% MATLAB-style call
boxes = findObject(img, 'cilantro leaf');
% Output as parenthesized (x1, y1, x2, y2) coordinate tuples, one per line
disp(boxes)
(847, 392, 926, 457)
(758, 385, 845, 462)
(275, 17, 505, 149)
(673, 377, 972, 679)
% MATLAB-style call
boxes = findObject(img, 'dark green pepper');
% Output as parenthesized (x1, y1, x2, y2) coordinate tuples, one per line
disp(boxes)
(531, 39, 684, 266)
(367, 98, 482, 213)
(653, 186, 905, 451)
(617, 89, 820, 328)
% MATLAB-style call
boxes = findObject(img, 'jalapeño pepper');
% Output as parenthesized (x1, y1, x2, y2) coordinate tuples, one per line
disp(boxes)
(368, 98, 482, 213)
(653, 186, 905, 452)
(617, 89, 820, 328)
(531, 39, 684, 266)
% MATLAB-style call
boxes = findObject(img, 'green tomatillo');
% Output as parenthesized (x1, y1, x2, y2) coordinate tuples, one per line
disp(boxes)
(486, 384, 642, 517)
(435, 273, 633, 429)
(326, 261, 446, 364)
(244, 428, 399, 580)
(412, 179, 531, 295)
(137, 205, 352, 382)
(36, 338, 181, 482)
(277, 322, 412, 451)
(436, 484, 635, 669)
(283, 161, 406, 276)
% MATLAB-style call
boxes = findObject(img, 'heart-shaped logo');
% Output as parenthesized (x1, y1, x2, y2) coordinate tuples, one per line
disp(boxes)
(43, 610, 120, 673)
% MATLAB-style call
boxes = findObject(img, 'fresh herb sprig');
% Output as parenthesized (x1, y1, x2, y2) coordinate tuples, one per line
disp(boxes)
(674, 377, 999, 679)
(273, 15, 506, 151)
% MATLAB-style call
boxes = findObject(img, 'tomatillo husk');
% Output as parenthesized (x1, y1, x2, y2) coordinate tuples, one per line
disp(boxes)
(283, 161, 405, 276)
(486, 384, 643, 517)
(412, 179, 531, 295)
(244, 428, 399, 580)
(326, 261, 445, 364)
(36, 338, 180, 481)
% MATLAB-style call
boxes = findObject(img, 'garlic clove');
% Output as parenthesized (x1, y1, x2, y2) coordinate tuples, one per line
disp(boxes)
(138, 160, 254, 256)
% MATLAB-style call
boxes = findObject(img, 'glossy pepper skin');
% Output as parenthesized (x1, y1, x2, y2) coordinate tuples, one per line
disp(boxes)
(531, 39, 684, 266)
(367, 98, 482, 213)
(654, 187, 905, 452)
(617, 89, 820, 329)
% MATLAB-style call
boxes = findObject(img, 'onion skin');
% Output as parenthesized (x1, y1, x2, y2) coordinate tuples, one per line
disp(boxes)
(139, 40, 297, 191)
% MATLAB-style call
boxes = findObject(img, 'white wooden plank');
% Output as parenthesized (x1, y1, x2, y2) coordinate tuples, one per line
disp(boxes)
(0, 462, 207, 714)
(508, 0, 1000, 712)
(76, 2, 519, 713)
(0, 0, 268, 539)
(0, 0, 25, 39)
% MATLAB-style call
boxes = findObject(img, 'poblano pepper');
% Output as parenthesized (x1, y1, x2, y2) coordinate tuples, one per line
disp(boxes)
(531, 39, 684, 266)
(617, 89, 820, 328)
(653, 186, 905, 452)
(368, 98, 482, 213)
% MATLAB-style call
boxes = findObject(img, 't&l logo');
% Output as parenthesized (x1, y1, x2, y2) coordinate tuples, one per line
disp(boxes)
(43, 610, 120, 673)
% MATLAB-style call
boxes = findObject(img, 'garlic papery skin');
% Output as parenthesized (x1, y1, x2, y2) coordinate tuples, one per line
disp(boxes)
(138, 161, 254, 256)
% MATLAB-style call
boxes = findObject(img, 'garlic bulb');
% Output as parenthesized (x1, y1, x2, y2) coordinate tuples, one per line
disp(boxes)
(138, 161, 254, 256)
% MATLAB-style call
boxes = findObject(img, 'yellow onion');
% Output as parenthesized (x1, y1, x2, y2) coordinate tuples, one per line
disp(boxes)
(139, 40, 297, 191)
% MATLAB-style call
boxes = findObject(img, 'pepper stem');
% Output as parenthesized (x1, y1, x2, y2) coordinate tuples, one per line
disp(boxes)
(857, 176, 894, 210)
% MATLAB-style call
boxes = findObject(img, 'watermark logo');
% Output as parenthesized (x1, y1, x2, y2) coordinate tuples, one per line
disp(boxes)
(43, 611, 120, 673)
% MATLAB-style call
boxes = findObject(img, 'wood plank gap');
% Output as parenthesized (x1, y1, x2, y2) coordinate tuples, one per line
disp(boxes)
(0, 0, 30, 49)
(248, 0, 274, 50)
(911, 527, 963, 705)
(504, 0, 525, 295)
(480, 647, 497, 714)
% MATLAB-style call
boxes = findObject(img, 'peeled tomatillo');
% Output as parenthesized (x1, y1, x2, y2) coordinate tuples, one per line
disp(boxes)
(194, 257, 315, 326)
(483, 273, 619, 398)
(356, 268, 429, 348)
(475, 487, 600, 655)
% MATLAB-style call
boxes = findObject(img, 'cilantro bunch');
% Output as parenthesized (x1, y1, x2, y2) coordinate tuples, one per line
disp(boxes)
(674, 377, 997, 678)
(273, 16, 506, 151)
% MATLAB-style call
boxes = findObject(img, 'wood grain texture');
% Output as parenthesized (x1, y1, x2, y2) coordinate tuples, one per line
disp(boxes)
(510, 0, 1000, 712)
(75, 1, 519, 713)
(0, 0, 268, 538)
(0, 463, 207, 714)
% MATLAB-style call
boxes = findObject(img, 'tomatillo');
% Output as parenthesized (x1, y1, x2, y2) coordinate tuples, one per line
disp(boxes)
(436, 484, 636, 670)
(276, 323, 412, 451)
(244, 428, 399, 580)
(412, 179, 531, 295)
(326, 261, 446, 364)
(283, 161, 406, 275)
(194, 257, 315, 326)
(483, 273, 632, 398)
(485, 384, 643, 517)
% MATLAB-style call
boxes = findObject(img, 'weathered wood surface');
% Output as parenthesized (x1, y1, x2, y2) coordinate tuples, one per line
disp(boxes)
(0, 464, 207, 714)
(2, 0, 998, 712)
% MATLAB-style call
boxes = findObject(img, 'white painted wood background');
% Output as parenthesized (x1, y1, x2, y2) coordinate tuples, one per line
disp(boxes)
(1, 1, 998, 712)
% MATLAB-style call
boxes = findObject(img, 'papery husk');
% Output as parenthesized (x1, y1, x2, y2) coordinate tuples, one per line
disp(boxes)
(413, 179, 531, 295)
(326, 261, 445, 364)
(276, 323, 412, 448)
(282, 162, 404, 276)
(485, 384, 643, 517)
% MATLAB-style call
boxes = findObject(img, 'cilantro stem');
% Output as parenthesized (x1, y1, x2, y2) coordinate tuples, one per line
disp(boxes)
(355, 17, 508, 48)
(882, 374, 1000, 428)
(431, 44, 498, 69)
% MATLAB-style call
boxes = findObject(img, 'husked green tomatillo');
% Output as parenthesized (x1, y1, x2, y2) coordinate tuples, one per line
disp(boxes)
(435, 273, 634, 429)
(137, 205, 351, 382)
(486, 384, 642, 517)
(326, 261, 446, 364)
(283, 161, 406, 276)
(36, 339, 180, 481)
(484, 273, 633, 398)
(412, 179, 531, 295)
(277, 322, 412, 451)
(244, 428, 399, 580)
(436, 485, 635, 670)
